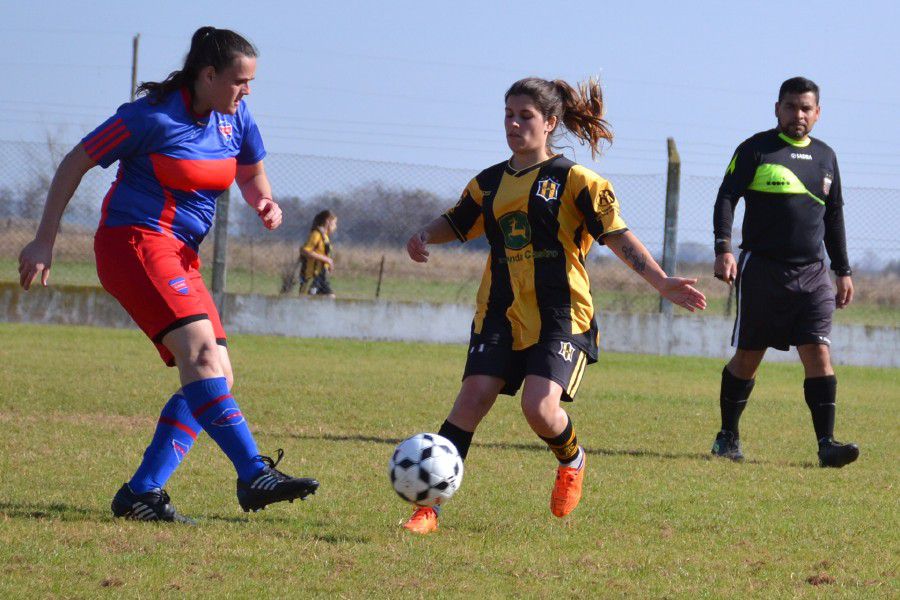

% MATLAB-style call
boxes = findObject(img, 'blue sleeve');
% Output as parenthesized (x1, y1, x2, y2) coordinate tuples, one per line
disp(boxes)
(80, 100, 158, 168)
(236, 103, 267, 165)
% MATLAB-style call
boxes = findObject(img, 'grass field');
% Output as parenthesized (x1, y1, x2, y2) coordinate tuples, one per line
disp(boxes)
(0, 323, 896, 598)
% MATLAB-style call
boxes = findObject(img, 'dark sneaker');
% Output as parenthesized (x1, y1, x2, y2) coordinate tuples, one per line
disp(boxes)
(711, 430, 744, 462)
(111, 483, 196, 524)
(237, 449, 320, 512)
(818, 437, 860, 468)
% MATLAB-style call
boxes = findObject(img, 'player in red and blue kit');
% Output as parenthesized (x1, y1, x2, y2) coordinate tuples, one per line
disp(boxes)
(18, 27, 319, 523)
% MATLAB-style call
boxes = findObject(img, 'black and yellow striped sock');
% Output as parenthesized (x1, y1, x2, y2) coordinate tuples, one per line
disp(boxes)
(539, 416, 580, 465)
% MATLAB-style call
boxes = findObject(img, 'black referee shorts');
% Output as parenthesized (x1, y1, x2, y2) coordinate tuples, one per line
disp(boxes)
(731, 251, 835, 351)
(463, 334, 592, 402)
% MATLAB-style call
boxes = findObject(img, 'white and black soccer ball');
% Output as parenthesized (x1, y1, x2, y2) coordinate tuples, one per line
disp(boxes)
(389, 433, 464, 507)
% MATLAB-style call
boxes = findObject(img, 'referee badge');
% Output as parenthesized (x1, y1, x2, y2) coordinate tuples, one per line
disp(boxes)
(823, 174, 833, 196)
(536, 177, 560, 202)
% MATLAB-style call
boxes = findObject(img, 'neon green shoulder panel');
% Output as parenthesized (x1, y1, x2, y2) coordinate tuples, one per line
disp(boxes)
(747, 163, 824, 205)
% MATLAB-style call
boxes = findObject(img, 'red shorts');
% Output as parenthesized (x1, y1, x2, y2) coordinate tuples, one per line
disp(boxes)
(94, 225, 226, 366)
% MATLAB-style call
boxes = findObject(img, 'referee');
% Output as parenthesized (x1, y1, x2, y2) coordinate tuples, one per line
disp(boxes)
(711, 76, 858, 468)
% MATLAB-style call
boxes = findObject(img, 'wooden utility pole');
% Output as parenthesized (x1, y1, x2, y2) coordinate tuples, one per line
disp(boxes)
(130, 34, 140, 101)
(660, 137, 680, 316)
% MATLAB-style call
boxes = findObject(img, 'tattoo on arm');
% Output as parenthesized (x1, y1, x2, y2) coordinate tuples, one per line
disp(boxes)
(621, 244, 647, 274)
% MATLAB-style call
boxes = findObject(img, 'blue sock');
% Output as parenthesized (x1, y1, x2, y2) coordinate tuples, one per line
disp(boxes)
(129, 393, 202, 494)
(181, 377, 265, 482)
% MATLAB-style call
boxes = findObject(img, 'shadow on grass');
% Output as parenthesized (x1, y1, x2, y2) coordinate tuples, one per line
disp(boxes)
(0, 501, 107, 522)
(262, 430, 817, 468)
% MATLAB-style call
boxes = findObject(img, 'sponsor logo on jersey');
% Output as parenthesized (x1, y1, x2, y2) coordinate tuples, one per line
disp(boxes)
(172, 439, 190, 463)
(168, 277, 189, 295)
(535, 177, 560, 202)
(558, 341, 575, 362)
(212, 408, 245, 427)
(790, 152, 813, 160)
(498, 211, 532, 250)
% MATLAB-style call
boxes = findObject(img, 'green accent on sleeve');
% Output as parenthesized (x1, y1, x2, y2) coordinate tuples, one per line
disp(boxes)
(726, 152, 738, 175)
(778, 132, 811, 148)
(747, 163, 825, 205)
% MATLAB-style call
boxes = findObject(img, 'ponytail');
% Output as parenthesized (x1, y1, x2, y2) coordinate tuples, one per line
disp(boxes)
(505, 76, 613, 159)
(136, 26, 257, 102)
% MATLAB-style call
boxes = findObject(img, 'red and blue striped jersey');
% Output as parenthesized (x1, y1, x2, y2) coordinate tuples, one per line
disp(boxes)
(82, 88, 266, 250)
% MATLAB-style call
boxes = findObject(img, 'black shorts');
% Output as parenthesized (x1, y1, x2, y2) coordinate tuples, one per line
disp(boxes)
(732, 251, 835, 351)
(463, 333, 593, 402)
(300, 271, 333, 296)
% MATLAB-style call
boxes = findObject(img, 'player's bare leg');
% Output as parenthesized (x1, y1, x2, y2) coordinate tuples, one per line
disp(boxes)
(521, 376, 585, 518)
(797, 344, 858, 467)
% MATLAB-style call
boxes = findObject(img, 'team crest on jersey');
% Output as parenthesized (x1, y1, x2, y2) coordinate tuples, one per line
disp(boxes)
(535, 177, 560, 202)
(558, 341, 575, 362)
(168, 277, 189, 295)
(823, 175, 833, 196)
(218, 121, 233, 139)
(498, 211, 532, 250)
(596, 188, 617, 216)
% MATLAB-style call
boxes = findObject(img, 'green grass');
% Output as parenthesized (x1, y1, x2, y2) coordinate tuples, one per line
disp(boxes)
(3, 258, 896, 326)
(0, 323, 897, 598)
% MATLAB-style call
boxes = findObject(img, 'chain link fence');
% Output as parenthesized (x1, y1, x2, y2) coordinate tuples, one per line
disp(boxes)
(2, 139, 897, 325)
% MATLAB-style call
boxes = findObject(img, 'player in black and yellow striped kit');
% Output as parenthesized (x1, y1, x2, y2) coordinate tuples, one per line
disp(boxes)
(298, 210, 336, 297)
(402, 77, 707, 534)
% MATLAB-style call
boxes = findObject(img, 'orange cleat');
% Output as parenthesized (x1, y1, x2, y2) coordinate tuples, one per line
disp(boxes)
(402, 506, 438, 534)
(550, 449, 585, 517)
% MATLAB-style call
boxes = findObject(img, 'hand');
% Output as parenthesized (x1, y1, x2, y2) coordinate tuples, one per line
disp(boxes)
(257, 200, 282, 230)
(325, 257, 335, 271)
(18, 239, 54, 290)
(714, 253, 737, 285)
(658, 277, 707, 312)
(835, 275, 853, 309)
(406, 231, 429, 263)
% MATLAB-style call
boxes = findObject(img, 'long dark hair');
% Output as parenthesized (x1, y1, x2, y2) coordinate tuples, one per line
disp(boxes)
(311, 210, 336, 231)
(136, 26, 257, 102)
(505, 77, 613, 159)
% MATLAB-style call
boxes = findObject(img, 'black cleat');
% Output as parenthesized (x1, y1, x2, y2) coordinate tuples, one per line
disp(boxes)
(111, 483, 196, 524)
(711, 430, 744, 462)
(237, 449, 319, 512)
(818, 437, 860, 468)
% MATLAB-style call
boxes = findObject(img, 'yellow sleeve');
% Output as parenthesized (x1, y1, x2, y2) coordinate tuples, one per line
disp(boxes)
(302, 230, 323, 253)
(569, 166, 628, 244)
(443, 177, 485, 242)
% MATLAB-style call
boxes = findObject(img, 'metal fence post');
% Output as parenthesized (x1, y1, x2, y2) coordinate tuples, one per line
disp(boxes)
(212, 187, 230, 318)
(660, 138, 680, 316)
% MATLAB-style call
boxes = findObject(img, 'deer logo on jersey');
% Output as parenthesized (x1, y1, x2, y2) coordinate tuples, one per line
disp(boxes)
(498, 211, 532, 250)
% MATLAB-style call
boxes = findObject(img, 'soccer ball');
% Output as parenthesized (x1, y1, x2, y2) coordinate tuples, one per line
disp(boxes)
(389, 433, 464, 507)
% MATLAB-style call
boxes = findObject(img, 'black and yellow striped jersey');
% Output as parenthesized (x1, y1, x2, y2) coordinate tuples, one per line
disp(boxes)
(443, 155, 628, 359)
(300, 228, 331, 280)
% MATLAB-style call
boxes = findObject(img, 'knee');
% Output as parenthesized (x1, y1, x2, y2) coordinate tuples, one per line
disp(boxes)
(455, 390, 494, 416)
(520, 394, 554, 426)
(187, 340, 223, 374)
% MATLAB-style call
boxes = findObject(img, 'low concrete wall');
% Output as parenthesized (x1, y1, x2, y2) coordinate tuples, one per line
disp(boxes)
(2, 283, 897, 368)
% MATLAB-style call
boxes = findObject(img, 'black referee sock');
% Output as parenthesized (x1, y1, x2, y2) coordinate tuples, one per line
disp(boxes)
(438, 420, 474, 461)
(804, 375, 837, 442)
(720, 366, 755, 437)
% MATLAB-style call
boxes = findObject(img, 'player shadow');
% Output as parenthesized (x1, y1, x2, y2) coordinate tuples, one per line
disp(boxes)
(0, 501, 107, 522)
(264, 430, 818, 466)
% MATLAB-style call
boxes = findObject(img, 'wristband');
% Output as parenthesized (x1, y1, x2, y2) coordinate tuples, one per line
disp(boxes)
(833, 266, 852, 277)
(714, 238, 732, 255)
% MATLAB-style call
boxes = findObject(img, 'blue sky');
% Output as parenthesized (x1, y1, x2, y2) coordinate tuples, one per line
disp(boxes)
(3, 0, 898, 189)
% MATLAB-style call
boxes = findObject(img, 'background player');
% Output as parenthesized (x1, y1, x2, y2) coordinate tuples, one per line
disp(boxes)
(17, 26, 319, 523)
(403, 77, 707, 534)
(711, 76, 859, 468)
(298, 209, 337, 297)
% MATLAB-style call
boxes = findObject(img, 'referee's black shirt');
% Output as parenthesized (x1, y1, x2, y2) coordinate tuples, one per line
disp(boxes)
(713, 129, 850, 274)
